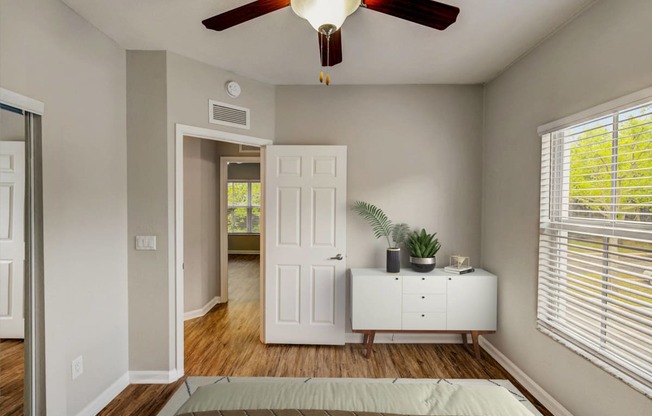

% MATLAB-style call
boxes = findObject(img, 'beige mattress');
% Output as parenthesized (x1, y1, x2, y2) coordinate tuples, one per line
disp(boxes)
(175, 381, 534, 416)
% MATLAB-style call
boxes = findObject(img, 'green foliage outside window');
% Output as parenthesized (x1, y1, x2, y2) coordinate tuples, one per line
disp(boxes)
(563, 103, 652, 307)
(227, 181, 260, 233)
(568, 103, 652, 222)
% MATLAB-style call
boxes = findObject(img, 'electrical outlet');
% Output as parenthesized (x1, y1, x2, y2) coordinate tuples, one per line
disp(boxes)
(71, 356, 83, 380)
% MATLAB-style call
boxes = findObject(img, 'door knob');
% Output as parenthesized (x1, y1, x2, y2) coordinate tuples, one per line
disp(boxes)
(330, 254, 344, 260)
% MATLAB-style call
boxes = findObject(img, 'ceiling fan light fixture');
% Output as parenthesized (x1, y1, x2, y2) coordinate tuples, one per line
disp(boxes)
(291, 0, 360, 34)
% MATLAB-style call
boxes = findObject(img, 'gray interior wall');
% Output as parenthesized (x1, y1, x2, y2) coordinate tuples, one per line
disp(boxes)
(0, 0, 129, 414)
(126, 50, 171, 371)
(276, 85, 484, 271)
(228, 163, 261, 180)
(0, 109, 25, 141)
(126, 50, 276, 371)
(183, 137, 220, 312)
(166, 52, 276, 141)
(481, 1, 652, 415)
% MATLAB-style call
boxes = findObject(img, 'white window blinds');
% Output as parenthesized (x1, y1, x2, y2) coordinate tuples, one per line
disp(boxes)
(538, 97, 652, 397)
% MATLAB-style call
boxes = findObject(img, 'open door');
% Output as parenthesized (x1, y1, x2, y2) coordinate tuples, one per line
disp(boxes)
(0, 141, 25, 339)
(264, 145, 347, 344)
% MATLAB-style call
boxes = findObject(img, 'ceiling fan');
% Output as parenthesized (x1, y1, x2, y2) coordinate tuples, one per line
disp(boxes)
(203, 0, 460, 85)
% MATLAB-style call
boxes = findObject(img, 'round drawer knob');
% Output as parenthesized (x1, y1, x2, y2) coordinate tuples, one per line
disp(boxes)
(421, 296, 425, 299)
(421, 314, 425, 317)
(421, 277, 425, 280)
(395, 277, 399, 280)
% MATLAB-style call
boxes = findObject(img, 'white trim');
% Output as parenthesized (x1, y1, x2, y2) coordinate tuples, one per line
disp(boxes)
(537, 85, 652, 135)
(74, 372, 129, 416)
(177, 124, 272, 147)
(228, 250, 261, 255)
(0, 88, 45, 115)
(184, 296, 221, 321)
(174, 123, 272, 378)
(345, 333, 468, 344)
(479, 338, 574, 416)
(129, 370, 181, 384)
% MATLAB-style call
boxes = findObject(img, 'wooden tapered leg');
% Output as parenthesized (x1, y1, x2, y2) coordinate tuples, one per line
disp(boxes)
(363, 332, 369, 345)
(461, 333, 468, 346)
(365, 331, 376, 358)
(471, 331, 481, 359)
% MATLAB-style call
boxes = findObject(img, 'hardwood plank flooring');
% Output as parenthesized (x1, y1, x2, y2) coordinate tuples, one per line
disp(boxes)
(0, 339, 24, 416)
(101, 255, 553, 416)
(0, 255, 551, 415)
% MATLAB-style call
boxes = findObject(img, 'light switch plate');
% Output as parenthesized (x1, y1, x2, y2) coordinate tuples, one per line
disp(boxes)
(135, 235, 157, 250)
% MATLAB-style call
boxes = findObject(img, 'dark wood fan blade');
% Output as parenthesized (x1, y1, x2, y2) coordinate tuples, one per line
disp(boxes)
(203, 0, 291, 31)
(363, 0, 460, 30)
(318, 29, 343, 67)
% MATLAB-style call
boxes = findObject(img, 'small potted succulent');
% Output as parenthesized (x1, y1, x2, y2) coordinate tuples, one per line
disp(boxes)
(352, 201, 409, 273)
(406, 229, 441, 273)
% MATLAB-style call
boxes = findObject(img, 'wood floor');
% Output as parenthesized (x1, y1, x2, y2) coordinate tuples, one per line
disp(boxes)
(0, 255, 553, 416)
(101, 254, 553, 416)
(0, 338, 23, 416)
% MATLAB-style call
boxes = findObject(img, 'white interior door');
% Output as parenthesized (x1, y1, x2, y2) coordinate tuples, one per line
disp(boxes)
(0, 141, 25, 339)
(265, 145, 347, 344)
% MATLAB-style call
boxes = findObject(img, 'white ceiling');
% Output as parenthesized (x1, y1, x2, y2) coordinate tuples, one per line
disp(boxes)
(61, 0, 595, 85)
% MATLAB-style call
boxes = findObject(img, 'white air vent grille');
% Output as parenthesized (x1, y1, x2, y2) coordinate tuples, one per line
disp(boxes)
(208, 100, 250, 129)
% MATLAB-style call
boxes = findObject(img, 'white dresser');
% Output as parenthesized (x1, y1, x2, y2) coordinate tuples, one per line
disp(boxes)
(350, 268, 497, 358)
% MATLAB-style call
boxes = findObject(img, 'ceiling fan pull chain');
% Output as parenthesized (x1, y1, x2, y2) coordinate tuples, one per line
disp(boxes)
(326, 33, 331, 86)
(318, 32, 324, 83)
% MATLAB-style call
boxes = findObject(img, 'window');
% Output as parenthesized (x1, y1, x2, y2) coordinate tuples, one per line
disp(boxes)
(227, 181, 260, 234)
(538, 94, 652, 396)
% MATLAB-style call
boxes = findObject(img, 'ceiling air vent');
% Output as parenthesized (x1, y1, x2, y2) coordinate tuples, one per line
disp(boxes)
(208, 100, 250, 130)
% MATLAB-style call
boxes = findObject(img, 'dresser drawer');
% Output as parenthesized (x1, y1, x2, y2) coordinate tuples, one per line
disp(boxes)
(402, 275, 446, 294)
(402, 294, 446, 313)
(402, 312, 446, 330)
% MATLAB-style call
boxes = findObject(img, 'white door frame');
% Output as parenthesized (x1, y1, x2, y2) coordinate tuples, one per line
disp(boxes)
(0, 87, 45, 416)
(174, 123, 272, 376)
(219, 156, 260, 303)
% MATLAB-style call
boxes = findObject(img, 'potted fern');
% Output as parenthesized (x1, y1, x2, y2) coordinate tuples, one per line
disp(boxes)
(406, 229, 441, 272)
(352, 201, 409, 273)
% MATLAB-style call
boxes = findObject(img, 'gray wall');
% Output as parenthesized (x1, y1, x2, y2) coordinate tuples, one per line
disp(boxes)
(276, 85, 484, 269)
(0, 0, 128, 414)
(127, 50, 276, 371)
(0, 109, 24, 141)
(126, 50, 171, 371)
(228, 162, 260, 180)
(183, 137, 220, 312)
(481, 1, 652, 415)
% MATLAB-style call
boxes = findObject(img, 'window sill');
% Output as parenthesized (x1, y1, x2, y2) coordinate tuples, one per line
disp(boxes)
(228, 233, 260, 236)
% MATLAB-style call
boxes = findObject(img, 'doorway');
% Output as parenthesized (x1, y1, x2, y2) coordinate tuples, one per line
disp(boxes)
(220, 157, 260, 304)
(174, 124, 272, 375)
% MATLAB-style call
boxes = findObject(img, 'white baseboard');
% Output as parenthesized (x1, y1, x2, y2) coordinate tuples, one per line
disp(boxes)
(184, 296, 221, 321)
(346, 332, 467, 344)
(479, 338, 573, 416)
(228, 250, 260, 255)
(75, 372, 129, 416)
(129, 369, 181, 384)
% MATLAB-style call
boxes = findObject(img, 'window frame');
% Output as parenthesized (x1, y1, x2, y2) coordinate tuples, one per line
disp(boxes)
(227, 179, 260, 235)
(537, 88, 652, 398)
